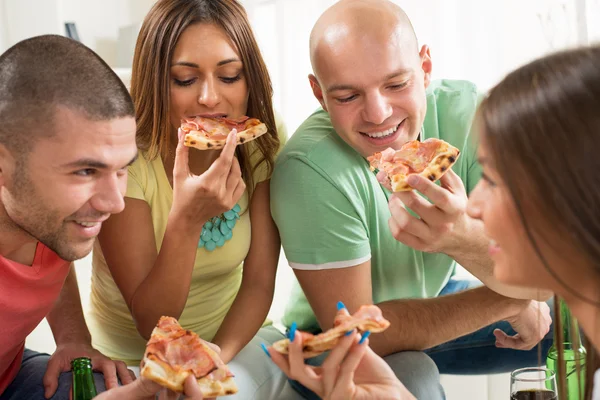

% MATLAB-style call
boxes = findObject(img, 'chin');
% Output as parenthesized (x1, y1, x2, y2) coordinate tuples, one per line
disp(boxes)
(54, 242, 94, 262)
(493, 262, 532, 287)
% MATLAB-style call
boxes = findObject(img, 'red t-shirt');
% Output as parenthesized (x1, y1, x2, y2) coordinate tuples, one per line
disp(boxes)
(0, 243, 70, 394)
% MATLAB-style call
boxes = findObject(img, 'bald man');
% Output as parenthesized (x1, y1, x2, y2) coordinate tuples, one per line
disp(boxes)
(271, 1, 553, 398)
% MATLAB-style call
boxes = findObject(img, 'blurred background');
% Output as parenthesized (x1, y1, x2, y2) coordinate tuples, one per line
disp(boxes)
(2, 0, 598, 398)
(2, 0, 599, 134)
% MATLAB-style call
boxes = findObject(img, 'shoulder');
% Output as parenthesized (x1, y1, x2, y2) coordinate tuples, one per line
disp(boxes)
(274, 108, 367, 183)
(128, 151, 161, 182)
(424, 79, 483, 143)
(426, 79, 482, 120)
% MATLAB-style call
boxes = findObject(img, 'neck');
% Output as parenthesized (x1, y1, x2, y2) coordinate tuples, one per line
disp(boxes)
(164, 135, 221, 179)
(562, 290, 600, 354)
(0, 200, 38, 265)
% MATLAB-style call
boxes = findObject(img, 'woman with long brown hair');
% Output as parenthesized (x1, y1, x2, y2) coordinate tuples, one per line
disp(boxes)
(467, 44, 600, 398)
(85, 0, 289, 397)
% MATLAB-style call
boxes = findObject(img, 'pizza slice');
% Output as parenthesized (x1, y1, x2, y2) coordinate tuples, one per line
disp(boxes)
(272, 305, 390, 358)
(181, 116, 267, 150)
(367, 138, 460, 192)
(141, 316, 238, 397)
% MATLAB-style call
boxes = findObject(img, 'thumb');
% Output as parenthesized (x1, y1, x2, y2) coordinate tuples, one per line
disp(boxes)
(183, 375, 205, 399)
(174, 128, 190, 180)
(42, 359, 63, 399)
(494, 329, 521, 349)
(440, 168, 465, 193)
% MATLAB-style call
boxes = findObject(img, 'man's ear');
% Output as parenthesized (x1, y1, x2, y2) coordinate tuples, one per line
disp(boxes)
(308, 74, 328, 111)
(419, 45, 432, 89)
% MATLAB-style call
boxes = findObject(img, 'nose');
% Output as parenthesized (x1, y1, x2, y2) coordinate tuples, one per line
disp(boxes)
(362, 92, 393, 125)
(197, 77, 220, 109)
(90, 174, 126, 215)
(466, 182, 483, 220)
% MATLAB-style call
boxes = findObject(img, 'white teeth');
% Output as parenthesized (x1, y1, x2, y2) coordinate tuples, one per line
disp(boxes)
(76, 221, 99, 228)
(364, 124, 399, 138)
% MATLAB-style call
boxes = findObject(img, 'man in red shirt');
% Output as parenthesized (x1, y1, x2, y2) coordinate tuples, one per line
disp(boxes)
(0, 35, 137, 399)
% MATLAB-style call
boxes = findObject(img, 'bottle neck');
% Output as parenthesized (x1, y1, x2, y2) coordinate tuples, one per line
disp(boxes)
(558, 299, 585, 351)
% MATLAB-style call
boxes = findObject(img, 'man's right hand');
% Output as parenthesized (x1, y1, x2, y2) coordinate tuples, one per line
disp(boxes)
(171, 128, 246, 229)
(495, 300, 552, 350)
(95, 375, 214, 400)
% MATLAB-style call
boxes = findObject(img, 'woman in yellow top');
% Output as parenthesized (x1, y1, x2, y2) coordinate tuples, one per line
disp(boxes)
(86, 0, 289, 398)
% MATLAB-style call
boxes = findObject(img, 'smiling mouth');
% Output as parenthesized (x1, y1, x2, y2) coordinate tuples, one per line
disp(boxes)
(360, 121, 403, 138)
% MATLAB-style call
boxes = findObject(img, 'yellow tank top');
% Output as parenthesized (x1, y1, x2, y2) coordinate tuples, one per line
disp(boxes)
(87, 121, 286, 365)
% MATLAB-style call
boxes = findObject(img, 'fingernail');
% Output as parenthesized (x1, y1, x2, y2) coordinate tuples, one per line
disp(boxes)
(407, 175, 419, 186)
(359, 331, 371, 345)
(345, 330, 353, 336)
(337, 301, 346, 311)
(289, 322, 297, 342)
(260, 343, 271, 358)
(177, 128, 183, 141)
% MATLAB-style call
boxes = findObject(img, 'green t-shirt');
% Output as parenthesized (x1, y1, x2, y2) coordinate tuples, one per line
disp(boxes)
(270, 80, 483, 333)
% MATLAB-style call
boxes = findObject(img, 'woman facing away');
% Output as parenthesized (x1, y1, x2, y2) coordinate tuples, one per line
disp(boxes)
(85, 0, 289, 398)
(267, 45, 600, 399)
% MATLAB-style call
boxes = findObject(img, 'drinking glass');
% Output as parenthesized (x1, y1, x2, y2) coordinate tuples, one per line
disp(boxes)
(510, 367, 558, 400)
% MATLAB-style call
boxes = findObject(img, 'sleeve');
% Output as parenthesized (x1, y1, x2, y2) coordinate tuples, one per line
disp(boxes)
(251, 110, 289, 184)
(126, 153, 146, 201)
(270, 156, 371, 269)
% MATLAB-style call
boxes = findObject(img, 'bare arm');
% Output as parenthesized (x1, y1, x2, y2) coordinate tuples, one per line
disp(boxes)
(98, 131, 245, 340)
(44, 265, 134, 397)
(46, 264, 91, 345)
(98, 197, 201, 339)
(295, 260, 528, 357)
(212, 181, 280, 362)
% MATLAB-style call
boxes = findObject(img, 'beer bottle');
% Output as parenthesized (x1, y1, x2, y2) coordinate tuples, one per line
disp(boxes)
(72, 357, 97, 400)
(546, 299, 586, 399)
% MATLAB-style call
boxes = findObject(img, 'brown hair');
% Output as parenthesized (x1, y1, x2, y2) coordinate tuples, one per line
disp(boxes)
(130, 0, 280, 195)
(478, 45, 600, 399)
(0, 35, 134, 157)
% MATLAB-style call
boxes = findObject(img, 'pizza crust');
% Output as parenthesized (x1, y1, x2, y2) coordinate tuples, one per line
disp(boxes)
(184, 123, 267, 150)
(391, 148, 460, 191)
(141, 357, 238, 397)
(271, 305, 390, 358)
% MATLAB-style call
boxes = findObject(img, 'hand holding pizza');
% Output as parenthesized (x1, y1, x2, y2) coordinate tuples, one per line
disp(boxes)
(93, 375, 213, 400)
(388, 168, 470, 255)
(268, 331, 413, 400)
(171, 127, 246, 229)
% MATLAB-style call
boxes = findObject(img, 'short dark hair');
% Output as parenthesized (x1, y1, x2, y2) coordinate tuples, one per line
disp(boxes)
(0, 34, 135, 156)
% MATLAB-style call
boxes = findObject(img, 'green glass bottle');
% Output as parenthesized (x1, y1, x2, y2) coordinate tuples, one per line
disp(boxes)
(72, 357, 97, 400)
(546, 299, 586, 399)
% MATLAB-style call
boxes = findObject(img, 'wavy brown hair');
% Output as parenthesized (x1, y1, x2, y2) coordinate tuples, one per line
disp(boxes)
(130, 0, 280, 196)
(478, 45, 600, 399)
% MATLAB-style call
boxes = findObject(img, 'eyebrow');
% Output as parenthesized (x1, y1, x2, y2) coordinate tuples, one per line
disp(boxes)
(62, 153, 138, 170)
(326, 69, 412, 93)
(171, 58, 241, 68)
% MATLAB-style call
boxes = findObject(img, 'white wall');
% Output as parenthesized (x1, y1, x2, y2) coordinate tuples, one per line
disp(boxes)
(0, 0, 155, 65)
(2, 0, 63, 48)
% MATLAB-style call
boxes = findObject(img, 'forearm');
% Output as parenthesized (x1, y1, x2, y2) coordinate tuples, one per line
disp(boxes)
(212, 281, 274, 363)
(130, 213, 202, 339)
(370, 286, 527, 356)
(46, 265, 91, 345)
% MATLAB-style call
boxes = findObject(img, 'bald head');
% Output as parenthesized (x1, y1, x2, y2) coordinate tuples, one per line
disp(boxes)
(309, 0, 418, 78)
